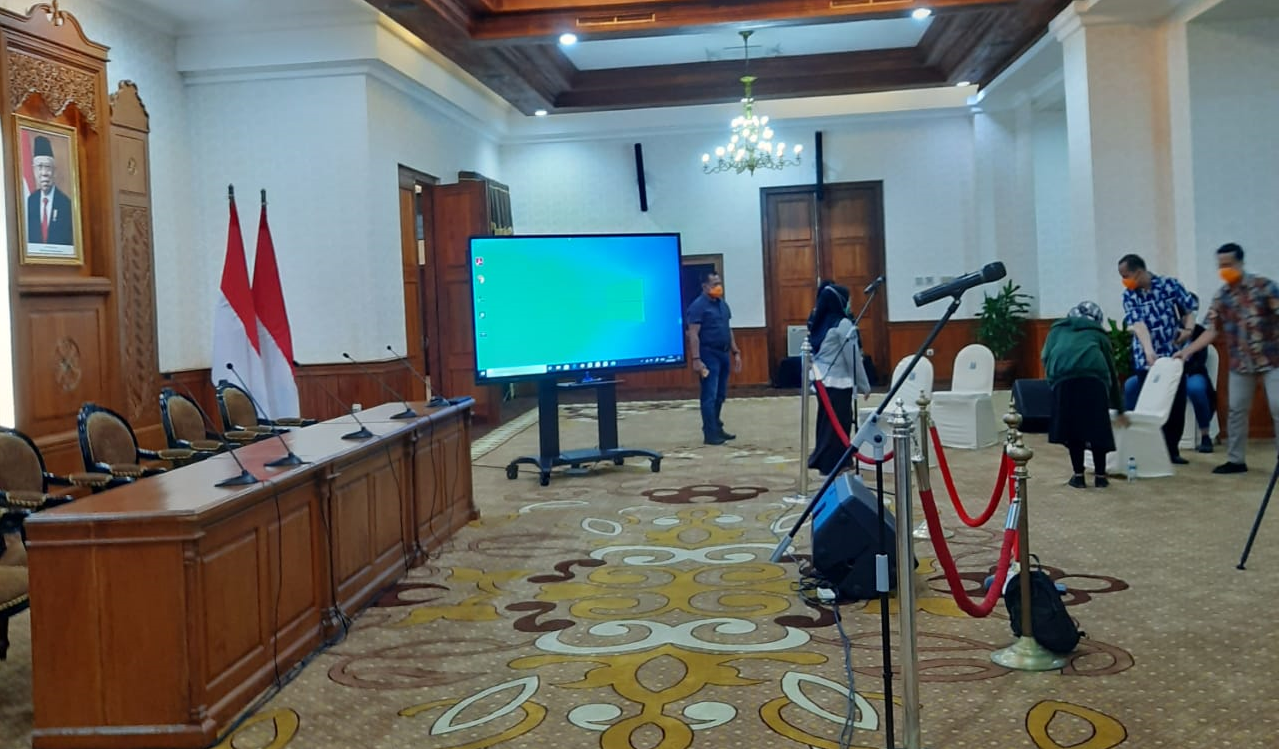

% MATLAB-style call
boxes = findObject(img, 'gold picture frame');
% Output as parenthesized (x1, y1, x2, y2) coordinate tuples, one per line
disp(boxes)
(13, 115, 84, 265)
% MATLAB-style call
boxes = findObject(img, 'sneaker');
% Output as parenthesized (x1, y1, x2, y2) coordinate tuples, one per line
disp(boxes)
(1067, 474, 1087, 489)
(1094, 475, 1109, 488)
(1197, 436, 1214, 453)
(1170, 454, 1189, 465)
(719, 430, 737, 440)
(704, 435, 727, 446)
(1212, 461, 1248, 474)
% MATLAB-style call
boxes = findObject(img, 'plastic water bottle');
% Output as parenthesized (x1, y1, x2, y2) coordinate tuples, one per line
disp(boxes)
(1126, 456, 1137, 482)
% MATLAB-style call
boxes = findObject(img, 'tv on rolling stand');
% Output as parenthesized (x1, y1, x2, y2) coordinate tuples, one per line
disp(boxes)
(468, 232, 687, 484)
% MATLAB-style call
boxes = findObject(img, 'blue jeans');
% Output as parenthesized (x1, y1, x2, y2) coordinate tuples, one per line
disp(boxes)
(1185, 373, 1213, 431)
(699, 349, 730, 438)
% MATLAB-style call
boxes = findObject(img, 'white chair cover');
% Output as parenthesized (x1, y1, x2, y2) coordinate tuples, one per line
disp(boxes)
(889, 356, 934, 416)
(1100, 357, 1185, 478)
(1180, 345, 1221, 449)
(931, 344, 1000, 449)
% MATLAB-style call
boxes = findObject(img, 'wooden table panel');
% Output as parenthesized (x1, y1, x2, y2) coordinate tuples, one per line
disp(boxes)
(24, 399, 474, 749)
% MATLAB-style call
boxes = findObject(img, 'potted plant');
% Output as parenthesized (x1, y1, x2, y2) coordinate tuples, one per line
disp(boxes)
(1107, 318, 1133, 381)
(976, 280, 1033, 386)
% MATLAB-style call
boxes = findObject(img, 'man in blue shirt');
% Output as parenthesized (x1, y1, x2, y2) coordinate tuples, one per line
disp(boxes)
(1118, 253, 1198, 464)
(686, 271, 742, 445)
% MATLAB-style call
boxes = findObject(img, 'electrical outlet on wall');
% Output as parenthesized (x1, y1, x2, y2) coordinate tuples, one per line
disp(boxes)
(926, 348, 934, 357)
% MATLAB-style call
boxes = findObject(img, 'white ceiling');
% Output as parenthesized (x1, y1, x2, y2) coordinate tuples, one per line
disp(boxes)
(1196, 0, 1279, 22)
(121, 0, 370, 32)
(562, 17, 932, 71)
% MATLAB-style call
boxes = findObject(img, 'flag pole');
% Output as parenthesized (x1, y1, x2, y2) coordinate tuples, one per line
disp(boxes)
(261, 189, 266, 206)
(228, 184, 234, 200)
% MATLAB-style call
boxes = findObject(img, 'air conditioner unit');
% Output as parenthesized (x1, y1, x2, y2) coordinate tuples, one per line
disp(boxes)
(787, 325, 808, 357)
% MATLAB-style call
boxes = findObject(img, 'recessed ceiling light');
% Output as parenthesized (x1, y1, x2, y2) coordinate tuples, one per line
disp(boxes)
(534, 109, 548, 117)
(559, 33, 578, 46)
(956, 81, 971, 87)
(912, 8, 933, 20)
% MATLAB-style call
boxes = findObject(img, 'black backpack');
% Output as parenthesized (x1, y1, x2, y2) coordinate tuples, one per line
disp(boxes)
(1004, 568, 1082, 654)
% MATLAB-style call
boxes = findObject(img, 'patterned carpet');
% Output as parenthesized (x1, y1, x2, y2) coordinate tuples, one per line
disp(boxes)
(3, 393, 1278, 748)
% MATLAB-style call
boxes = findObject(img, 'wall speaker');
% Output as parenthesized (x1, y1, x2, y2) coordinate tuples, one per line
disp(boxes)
(634, 143, 648, 212)
(814, 131, 824, 201)
(811, 472, 904, 601)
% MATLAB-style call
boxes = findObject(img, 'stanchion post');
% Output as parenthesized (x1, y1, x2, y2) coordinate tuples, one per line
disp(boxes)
(990, 433, 1067, 671)
(913, 394, 954, 541)
(890, 400, 926, 749)
(784, 339, 814, 504)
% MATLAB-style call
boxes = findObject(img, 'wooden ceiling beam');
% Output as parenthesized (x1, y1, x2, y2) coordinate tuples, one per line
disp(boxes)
(467, 0, 1020, 43)
(918, 0, 1070, 85)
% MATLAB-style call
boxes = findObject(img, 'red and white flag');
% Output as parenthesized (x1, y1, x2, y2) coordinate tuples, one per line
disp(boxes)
(251, 195, 300, 419)
(211, 188, 267, 406)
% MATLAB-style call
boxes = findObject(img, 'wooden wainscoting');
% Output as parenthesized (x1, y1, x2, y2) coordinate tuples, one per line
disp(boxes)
(615, 327, 770, 397)
(885, 319, 980, 386)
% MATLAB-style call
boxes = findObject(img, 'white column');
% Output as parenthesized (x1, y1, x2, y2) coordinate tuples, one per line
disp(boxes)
(1053, 6, 1174, 317)
(973, 104, 1041, 313)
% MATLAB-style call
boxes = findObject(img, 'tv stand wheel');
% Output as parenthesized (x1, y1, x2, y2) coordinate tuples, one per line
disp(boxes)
(539, 472, 551, 487)
(613, 457, 625, 466)
(650, 458, 661, 473)
(505, 464, 518, 480)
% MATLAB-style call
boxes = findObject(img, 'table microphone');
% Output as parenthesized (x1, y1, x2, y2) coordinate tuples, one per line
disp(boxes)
(161, 373, 261, 487)
(342, 352, 417, 419)
(225, 363, 308, 467)
(386, 344, 448, 407)
(294, 360, 374, 440)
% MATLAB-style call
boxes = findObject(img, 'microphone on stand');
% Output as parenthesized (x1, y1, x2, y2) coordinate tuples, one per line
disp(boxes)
(225, 364, 308, 467)
(913, 262, 1006, 307)
(342, 352, 417, 419)
(854, 275, 885, 328)
(386, 344, 447, 407)
(863, 275, 885, 295)
(294, 360, 374, 440)
(161, 372, 261, 487)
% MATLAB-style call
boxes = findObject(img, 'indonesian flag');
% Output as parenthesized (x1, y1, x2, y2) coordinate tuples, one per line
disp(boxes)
(251, 197, 300, 419)
(211, 189, 267, 410)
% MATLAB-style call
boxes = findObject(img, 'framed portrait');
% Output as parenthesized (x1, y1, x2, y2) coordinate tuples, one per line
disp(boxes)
(13, 115, 83, 265)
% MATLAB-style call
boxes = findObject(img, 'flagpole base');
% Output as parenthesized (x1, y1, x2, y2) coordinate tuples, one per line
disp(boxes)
(342, 428, 375, 441)
(913, 519, 953, 540)
(990, 636, 1067, 671)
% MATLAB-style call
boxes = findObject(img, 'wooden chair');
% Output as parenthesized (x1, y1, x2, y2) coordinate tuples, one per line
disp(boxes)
(77, 403, 170, 478)
(215, 380, 315, 437)
(0, 506, 29, 660)
(0, 426, 117, 503)
(159, 388, 228, 459)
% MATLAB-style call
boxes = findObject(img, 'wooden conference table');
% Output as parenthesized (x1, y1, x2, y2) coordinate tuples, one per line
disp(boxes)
(23, 399, 476, 749)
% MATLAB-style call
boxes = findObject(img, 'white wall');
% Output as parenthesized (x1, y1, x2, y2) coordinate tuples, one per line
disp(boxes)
(503, 113, 981, 326)
(1188, 16, 1279, 287)
(1032, 108, 1075, 318)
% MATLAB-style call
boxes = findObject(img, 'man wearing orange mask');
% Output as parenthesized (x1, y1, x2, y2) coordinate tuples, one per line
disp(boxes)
(1176, 243, 1279, 474)
(685, 271, 742, 445)
(1118, 253, 1199, 465)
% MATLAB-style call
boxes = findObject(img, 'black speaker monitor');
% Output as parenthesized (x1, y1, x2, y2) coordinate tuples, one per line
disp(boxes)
(1012, 378, 1052, 434)
(811, 473, 904, 601)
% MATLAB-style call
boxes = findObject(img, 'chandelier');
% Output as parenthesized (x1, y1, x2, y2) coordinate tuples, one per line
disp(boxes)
(701, 31, 802, 176)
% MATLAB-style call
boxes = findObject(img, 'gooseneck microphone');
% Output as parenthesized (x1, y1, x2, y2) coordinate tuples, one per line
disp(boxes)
(162, 373, 261, 487)
(863, 275, 885, 295)
(225, 363, 308, 467)
(912, 261, 1007, 307)
(342, 352, 417, 419)
(294, 359, 374, 440)
(386, 344, 449, 407)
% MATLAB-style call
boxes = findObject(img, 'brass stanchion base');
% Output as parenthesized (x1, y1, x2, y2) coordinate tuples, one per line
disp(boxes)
(990, 636, 1067, 671)
(781, 492, 811, 505)
(912, 519, 954, 540)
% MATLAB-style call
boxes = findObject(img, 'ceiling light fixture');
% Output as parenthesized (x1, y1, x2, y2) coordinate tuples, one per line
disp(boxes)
(701, 31, 802, 177)
(559, 33, 578, 45)
(534, 109, 548, 117)
(912, 8, 933, 20)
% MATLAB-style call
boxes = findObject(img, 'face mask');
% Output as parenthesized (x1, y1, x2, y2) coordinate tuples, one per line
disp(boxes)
(708, 284, 724, 299)
(1121, 277, 1138, 291)
(1220, 267, 1243, 286)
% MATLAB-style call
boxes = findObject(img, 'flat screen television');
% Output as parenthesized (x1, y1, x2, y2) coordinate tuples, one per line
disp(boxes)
(469, 233, 687, 384)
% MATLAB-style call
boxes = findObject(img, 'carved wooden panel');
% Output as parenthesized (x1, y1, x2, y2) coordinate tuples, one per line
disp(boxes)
(22, 299, 108, 428)
(7, 49, 98, 128)
(116, 203, 158, 423)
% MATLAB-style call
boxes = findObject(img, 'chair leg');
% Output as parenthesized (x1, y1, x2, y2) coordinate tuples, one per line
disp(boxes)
(0, 614, 9, 660)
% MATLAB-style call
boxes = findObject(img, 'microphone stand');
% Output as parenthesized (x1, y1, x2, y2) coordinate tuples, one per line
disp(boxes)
(297, 360, 375, 440)
(225, 364, 308, 467)
(163, 373, 261, 487)
(848, 280, 882, 469)
(343, 352, 417, 419)
(386, 345, 447, 406)
(771, 292, 963, 749)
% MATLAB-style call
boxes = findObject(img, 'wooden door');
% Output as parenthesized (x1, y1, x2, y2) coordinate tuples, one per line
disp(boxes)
(761, 183, 886, 381)
(397, 171, 434, 401)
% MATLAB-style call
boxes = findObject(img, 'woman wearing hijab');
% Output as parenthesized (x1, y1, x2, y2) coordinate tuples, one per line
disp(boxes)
(1041, 300, 1127, 488)
(807, 281, 871, 476)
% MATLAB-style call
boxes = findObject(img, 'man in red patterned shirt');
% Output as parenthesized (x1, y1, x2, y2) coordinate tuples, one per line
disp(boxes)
(1177, 243, 1279, 474)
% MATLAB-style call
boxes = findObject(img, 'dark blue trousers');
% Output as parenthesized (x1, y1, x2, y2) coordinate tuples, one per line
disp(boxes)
(699, 349, 730, 439)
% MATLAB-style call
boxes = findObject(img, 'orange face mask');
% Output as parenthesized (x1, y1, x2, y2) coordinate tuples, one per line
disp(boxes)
(1121, 277, 1139, 291)
(1220, 267, 1243, 285)
(708, 285, 724, 299)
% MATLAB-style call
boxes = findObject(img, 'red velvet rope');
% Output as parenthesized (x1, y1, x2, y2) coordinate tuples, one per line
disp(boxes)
(928, 425, 1012, 528)
(919, 487, 1018, 617)
(813, 380, 894, 464)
